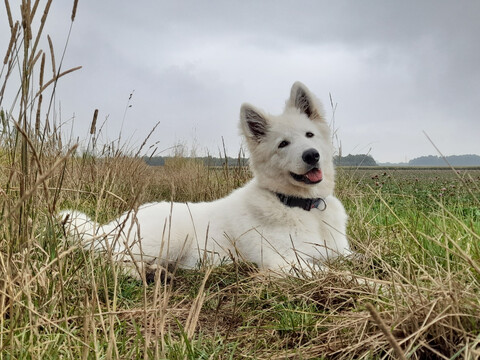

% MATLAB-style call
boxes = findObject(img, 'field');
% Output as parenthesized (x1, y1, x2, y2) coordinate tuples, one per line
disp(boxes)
(2, 3, 480, 359)
(1, 155, 480, 359)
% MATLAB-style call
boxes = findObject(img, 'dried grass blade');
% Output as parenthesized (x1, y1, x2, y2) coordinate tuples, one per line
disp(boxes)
(47, 34, 56, 76)
(184, 267, 212, 340)
(71, 0, 79, 21)
(30, 0, 40, 20)
(30, 0, 52, 59)
(366, 303, 406, 360)
(90, 109, 98, 135)
(4, 0, 13, 28)
(36, 65, 82, 97)
(3, 21, 18, 65)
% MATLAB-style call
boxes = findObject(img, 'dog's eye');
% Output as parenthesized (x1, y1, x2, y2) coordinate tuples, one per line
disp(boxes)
(278, 140, 290, 148)
(306, 132, 314, 138)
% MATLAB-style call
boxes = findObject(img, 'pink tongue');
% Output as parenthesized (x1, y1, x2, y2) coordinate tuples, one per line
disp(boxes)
(305, 168, 323, 182)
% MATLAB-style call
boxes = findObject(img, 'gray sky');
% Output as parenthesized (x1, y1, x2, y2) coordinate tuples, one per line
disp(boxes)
(2, 1, 480, 163)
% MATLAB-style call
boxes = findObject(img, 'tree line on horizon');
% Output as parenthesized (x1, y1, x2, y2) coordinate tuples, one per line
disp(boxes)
(143, 153, 480, 167)
(143, 154, 378, 167)
(143, 155, 248, 167)
(407, 154, 480, 166)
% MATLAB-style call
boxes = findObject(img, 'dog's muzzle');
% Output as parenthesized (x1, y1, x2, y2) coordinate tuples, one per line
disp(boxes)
(290, 149, 322, 184)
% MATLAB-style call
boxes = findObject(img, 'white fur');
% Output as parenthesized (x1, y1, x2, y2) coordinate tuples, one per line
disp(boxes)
(61, 82, 349, 275)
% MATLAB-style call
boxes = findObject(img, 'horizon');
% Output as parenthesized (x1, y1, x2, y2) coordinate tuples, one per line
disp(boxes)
(141, 152, 480, 164)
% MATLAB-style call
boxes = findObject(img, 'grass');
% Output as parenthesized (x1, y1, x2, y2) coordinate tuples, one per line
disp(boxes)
(1, 2, 480, 359)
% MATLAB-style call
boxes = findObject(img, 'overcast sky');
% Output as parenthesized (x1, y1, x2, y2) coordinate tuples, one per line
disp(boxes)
(2, 1, 480, 163)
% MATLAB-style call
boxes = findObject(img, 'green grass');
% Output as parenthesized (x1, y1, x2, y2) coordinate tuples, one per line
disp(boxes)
(2, 2, 480, 358)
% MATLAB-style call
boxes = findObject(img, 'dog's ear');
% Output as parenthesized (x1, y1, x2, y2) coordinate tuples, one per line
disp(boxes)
(288, 81, 323, 121)
(240, 103, 269, 142)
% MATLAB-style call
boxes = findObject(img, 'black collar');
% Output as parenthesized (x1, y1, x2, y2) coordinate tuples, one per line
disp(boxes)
(276, 193, 326, 211)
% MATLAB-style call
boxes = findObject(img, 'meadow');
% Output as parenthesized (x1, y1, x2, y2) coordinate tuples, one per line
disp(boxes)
(1, 2, 480, 359)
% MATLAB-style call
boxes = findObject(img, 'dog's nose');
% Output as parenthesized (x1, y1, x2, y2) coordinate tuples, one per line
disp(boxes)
(302, 148, 320, 165)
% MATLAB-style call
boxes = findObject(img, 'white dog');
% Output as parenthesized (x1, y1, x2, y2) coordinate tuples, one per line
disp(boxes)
(62, 82, 350, 276)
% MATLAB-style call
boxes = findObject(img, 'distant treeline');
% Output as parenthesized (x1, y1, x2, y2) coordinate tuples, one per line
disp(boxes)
(144, 154, 378, 167)
(143, 156, 248, 167)
(334, 154, 377, 166)
(408, 154, 480, 166)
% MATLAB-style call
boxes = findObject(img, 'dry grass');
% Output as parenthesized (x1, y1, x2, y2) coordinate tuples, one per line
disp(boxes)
(1, 1, 480, 359)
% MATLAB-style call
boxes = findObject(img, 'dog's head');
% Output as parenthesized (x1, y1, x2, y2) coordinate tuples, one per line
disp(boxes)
(240, 82, 335, 198)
